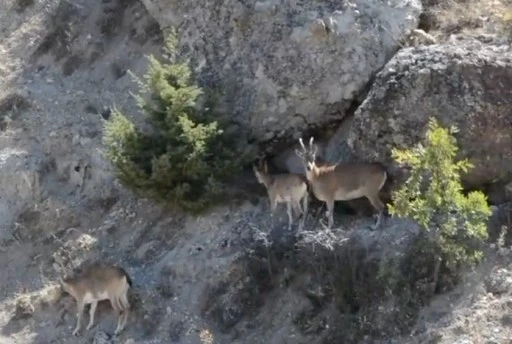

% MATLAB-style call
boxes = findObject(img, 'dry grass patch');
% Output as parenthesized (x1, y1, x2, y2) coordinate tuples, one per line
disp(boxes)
(35, 283, 63, 308)
(12, 283, 61, 320)
(199, 328, 215, 344)
(425, 0, 512, 40)
(13, 293, 34, 320)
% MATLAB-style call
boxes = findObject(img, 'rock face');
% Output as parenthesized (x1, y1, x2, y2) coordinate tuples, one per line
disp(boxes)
(140, 0, 421, 147)
(0, 148, 42, 242)
(348, 41, 512, 188)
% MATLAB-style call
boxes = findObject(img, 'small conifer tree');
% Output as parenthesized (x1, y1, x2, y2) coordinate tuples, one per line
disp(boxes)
(389, 117, 491, 284)
(103, 30, 249, 212)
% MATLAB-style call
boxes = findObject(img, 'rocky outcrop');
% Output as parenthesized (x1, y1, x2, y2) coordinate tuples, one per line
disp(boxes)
(348, 41, 512, 188)
(140, 0, 421, 148)
(0, 148, 42, 242)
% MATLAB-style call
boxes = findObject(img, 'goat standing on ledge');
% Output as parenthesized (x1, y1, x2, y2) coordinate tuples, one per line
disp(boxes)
(253, 159, 309, 232)
(295, 137, 387, 230)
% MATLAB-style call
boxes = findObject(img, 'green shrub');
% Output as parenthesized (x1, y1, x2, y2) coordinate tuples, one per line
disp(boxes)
(389, 117, 491, 272)
(103, 30, 251, 212)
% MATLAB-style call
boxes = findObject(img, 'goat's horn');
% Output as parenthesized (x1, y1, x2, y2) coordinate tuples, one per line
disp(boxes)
(299, 137, 306, 151)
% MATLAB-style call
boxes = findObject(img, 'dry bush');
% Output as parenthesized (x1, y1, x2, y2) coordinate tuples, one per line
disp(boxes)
(12, 283, 61, 320)
(199, 329, 214, 344)
(0, 91, 30, 131)
(13, 294, 34, 320)
(36, 283, 62, 307)
(0, 92, 30, 114)
(32, 0, 80, 61)
(209, 224, 432, 342)
(97, 0, 137, 38)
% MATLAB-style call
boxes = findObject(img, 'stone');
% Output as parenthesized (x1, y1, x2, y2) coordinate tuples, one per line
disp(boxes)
(0, 148, 42, 241)
(348, 41, 512, 188)
(324, 115, 357, 163)
(139, 0, 421, 149)
(93, 331, 112, 344)
(134, 240, 159, 261)
(485, 267, 512, 295)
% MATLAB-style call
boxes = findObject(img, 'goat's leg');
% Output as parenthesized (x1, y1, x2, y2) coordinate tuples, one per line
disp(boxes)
(269, 197, 277, 231)
(322, 199, 334, 230)
(116, 293, 130, 334)
(293, 202, 302, 217)
(72, 301, 85, 336)
(298, 194, 308, 232)
(286, 202, 293, 231)
(85, 301, 97, 331)
(366, 194, 385, 230)
(110, 297, 123, 335)
(293, 201, 305, 232)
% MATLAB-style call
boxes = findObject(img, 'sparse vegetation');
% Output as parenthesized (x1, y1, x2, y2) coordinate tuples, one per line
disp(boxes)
(199, 329, 214, 344)
(13, 293, 34, 320)
(11, 283, 60, 320)
(0, 92, 30, 114)
(389, 117, 492, 289)
(424, 0, 512, 41)
(35, 283, 62, 308)
(103, 30, 251, 213)
(2, 0, 512, 342)
(0, 92, 30, 131)
(32, 0, 79, 61)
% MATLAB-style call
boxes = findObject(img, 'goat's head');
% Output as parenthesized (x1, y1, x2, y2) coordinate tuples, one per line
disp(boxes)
(295, 137, 318, 173)
(252, 157, 268, 184)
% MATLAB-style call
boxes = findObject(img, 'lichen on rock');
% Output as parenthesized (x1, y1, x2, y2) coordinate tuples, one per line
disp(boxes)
(140, 0, 422, 149)
(348, 41, 512, 188)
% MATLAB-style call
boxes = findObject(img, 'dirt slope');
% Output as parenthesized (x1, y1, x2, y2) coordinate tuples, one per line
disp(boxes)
(0, 1, 512, 344)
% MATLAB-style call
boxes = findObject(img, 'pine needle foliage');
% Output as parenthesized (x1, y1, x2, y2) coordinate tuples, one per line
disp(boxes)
(103, 30, 249, 213)
(388, 117, 491, 268)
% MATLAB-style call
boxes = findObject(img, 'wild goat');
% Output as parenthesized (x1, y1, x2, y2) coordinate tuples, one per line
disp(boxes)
(60, 261, 132, 336)
(253, 159, 309, 231)
(295, 137, 387, 230)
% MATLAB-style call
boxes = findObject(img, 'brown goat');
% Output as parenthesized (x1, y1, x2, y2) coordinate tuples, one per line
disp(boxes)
(295, 137, 387, 230)
(60, 261, 132, 336)
(253, 159, 309, 231)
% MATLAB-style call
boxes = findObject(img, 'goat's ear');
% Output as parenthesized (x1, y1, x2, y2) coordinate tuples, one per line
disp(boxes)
(295, 148, 302, 158)
(309, 137, 314, 148)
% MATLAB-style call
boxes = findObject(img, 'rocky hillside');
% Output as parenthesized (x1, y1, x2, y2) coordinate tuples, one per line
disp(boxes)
(0, 0, 511, 343)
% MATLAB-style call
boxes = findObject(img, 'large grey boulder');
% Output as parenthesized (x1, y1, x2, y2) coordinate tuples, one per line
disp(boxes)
(348, 41, 512, 188)
(140, 0, 421, 148)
